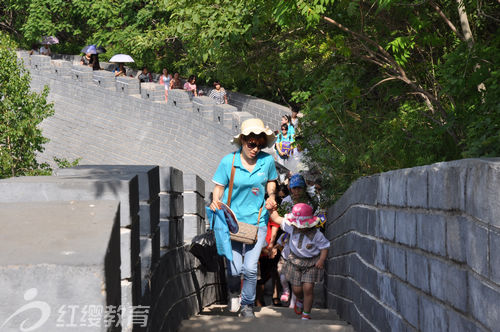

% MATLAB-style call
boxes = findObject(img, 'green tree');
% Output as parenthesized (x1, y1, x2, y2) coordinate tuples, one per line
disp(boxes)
(0, 32, 54, 178)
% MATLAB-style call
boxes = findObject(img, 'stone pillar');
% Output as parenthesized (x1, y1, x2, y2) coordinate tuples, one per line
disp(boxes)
(167, 89, 193, 112)
(158, 167, 184, 253)
(116, 76, 141, 96)
(140, 82, 165, 102)
(183, 174, 206, 242)
(192, 96, 216, 120)
(93, 70, 116, 89)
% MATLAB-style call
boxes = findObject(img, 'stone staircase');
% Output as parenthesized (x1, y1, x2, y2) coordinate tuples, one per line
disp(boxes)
(178, 305, 354, 332)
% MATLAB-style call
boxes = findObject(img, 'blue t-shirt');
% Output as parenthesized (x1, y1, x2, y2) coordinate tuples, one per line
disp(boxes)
(212, 150, 278, 227)
(287, 124, 296, 137)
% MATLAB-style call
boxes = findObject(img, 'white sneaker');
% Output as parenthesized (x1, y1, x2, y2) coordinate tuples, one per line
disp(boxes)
(228, 292, 241, 312)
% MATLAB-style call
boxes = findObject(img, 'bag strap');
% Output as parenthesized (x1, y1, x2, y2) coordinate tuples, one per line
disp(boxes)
(227, 152, 236, 207)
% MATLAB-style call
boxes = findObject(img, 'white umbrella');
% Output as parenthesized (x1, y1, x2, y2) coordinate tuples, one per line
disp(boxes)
(109, 54, 134, 63)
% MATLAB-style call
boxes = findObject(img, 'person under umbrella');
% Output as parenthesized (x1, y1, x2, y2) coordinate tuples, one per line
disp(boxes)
(39, 36, 59, 56)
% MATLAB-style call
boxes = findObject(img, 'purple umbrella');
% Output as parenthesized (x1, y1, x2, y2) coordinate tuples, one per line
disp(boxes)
(41, 36, 59, 45)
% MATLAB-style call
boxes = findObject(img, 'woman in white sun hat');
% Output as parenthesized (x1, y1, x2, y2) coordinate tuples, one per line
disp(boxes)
(210, 118, 278, 318)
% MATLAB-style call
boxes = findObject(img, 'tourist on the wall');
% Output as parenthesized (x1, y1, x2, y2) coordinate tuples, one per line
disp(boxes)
(275, 123, 295, 168)
(89, 54, 100, 70)
(281, 115, 295, 138)
(291, 109, 299, 128)
(138, 66, 153, 82)
(39, 43, 51, 56)
(183, 75, 198, 97)
(210, 118, 278, 318)
(159, 68, 171, 102)
(114, 63, 127, 77)
(209, 81, 228, 105)
(169, 72, 182, 89)
(80, 53, 91, 66)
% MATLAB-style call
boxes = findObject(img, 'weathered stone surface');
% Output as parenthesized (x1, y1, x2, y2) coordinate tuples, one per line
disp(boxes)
(377, 209, 395, 241)
(416, 214, 446, 256)
(183, 173, 205, 196)
(0, 201, 121, 332)
(395, 210, 417, 247)
(468, 273, 500, 331)
(406, 166, 428, 208)
(465, 220, 488, 276)
(396, 281, 419, 328)
(490, 229, 500, 285)
(183, 191, 205, 217)
(446, 216, 467, 263)
(428, 258, 467, 311)
(159, 167, 184, 193)
(428, 162, 466, 210)
(159, 192, 184, 218)
(419, 296, 448, 332)
(406, 251, 429, 292)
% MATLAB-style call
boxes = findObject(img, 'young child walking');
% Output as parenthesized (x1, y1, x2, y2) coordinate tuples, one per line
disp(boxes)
(271, 202, 330, 320)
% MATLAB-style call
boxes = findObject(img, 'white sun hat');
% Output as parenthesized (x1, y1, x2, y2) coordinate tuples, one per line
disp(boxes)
(232, 118, 276, 148)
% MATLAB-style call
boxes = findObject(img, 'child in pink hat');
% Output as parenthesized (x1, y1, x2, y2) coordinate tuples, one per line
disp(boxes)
(271, 203, 330, 320)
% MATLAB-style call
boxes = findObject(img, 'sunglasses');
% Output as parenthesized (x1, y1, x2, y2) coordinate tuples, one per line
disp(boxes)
(246, 141, 266, 150)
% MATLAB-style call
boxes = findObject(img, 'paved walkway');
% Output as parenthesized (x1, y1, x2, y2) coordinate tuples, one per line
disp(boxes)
(178, 305, 354, 332)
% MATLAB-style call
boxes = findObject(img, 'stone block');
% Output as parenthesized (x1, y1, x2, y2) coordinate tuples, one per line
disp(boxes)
(121, 280, 134, 332)
(183, 173, 205, 196)
(168, 89, 192, 106)
(0, 201, 121, 332)
(406, 251, 429, 292)
(120, 228, 133, 279)
(232, 111, 254, 136)
(116, 76, 141, 95)
(376, 171, 391, 205)
(138, 198, 160, 236)
(141, 82, 164, 102)
(0, 175, 139, 228)
(396, 281, 419, 328)
(51, 59, 73, 77)
(406, 166, 428, 208)
(468, 273, 500, 331)
(183, 191, 205, 217)
(465, 160, 500, 227)
(56, 165, 160, 203)
(447, 309, 485, 332)
(159, 218, 183, 249)
(387, 245, 406, 280)
(416, 214, 446, 256)
(159, 193, 184, 218)
(395, 210, 417, 247)
(215, 104, 237, 125)
(71, 65, 93, 83)
(31, 55, 52, 74)
(428, 258, 467, 311)
(428, 162, 466, 211)
(490, 229, 500, 285)
(388, 168, 409, 206)
(159, 166, 184, 193)
(446, 216, 467, 263)
(465, 220, 488, 276)
(377, 209, 395, 241)
(377, 274, 397, 309)
(419, 296, 448, 332)
(93, 70, 116, 89)
(192, 96, 216, 120)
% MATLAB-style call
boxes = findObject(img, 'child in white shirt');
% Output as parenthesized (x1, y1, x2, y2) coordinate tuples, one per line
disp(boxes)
(271, 203, 330, 320)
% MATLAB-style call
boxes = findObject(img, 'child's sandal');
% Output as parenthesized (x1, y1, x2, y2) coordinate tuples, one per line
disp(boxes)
(294, 300, 304, 315)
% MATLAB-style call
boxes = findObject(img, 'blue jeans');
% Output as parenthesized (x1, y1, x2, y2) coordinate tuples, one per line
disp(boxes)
(227, 226, 267, 306)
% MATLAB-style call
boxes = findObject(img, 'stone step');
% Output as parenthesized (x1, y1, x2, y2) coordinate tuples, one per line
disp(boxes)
(179, 305, 354, 332)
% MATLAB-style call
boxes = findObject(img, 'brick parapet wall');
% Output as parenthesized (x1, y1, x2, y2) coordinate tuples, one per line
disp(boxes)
(325, 158, 500, 332)
(16, 52, 287, 198)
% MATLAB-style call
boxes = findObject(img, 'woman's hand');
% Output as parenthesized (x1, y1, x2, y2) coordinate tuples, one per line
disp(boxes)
(209, 199, 221, 211)
(265, 196, 277, 210)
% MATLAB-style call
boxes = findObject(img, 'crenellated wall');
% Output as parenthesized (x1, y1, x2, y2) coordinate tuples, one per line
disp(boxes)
(325, 158, 500, 332)
(16, 52, 289, 200)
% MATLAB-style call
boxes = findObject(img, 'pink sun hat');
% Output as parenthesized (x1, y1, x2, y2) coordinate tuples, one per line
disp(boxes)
(285, 203, 320, 229)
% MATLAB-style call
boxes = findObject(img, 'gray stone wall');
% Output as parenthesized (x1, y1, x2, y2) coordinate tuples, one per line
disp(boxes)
(16, 52, 289, 200)
(0, 165, 226, 332)
(325, 158, 500, 332)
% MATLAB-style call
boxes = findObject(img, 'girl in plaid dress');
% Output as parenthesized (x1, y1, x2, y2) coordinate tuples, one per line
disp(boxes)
(271, 203, 330, 320)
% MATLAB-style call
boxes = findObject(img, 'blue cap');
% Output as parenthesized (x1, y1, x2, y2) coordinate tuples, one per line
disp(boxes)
(289, 174, 306, 188)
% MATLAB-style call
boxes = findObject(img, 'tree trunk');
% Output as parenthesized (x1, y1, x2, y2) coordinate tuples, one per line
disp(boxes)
(456, 0, 474, 46)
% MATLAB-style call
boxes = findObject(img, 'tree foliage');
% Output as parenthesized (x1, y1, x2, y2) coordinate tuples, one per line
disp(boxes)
(0, 31, 54, 178)
(2, 0, 499, 203)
